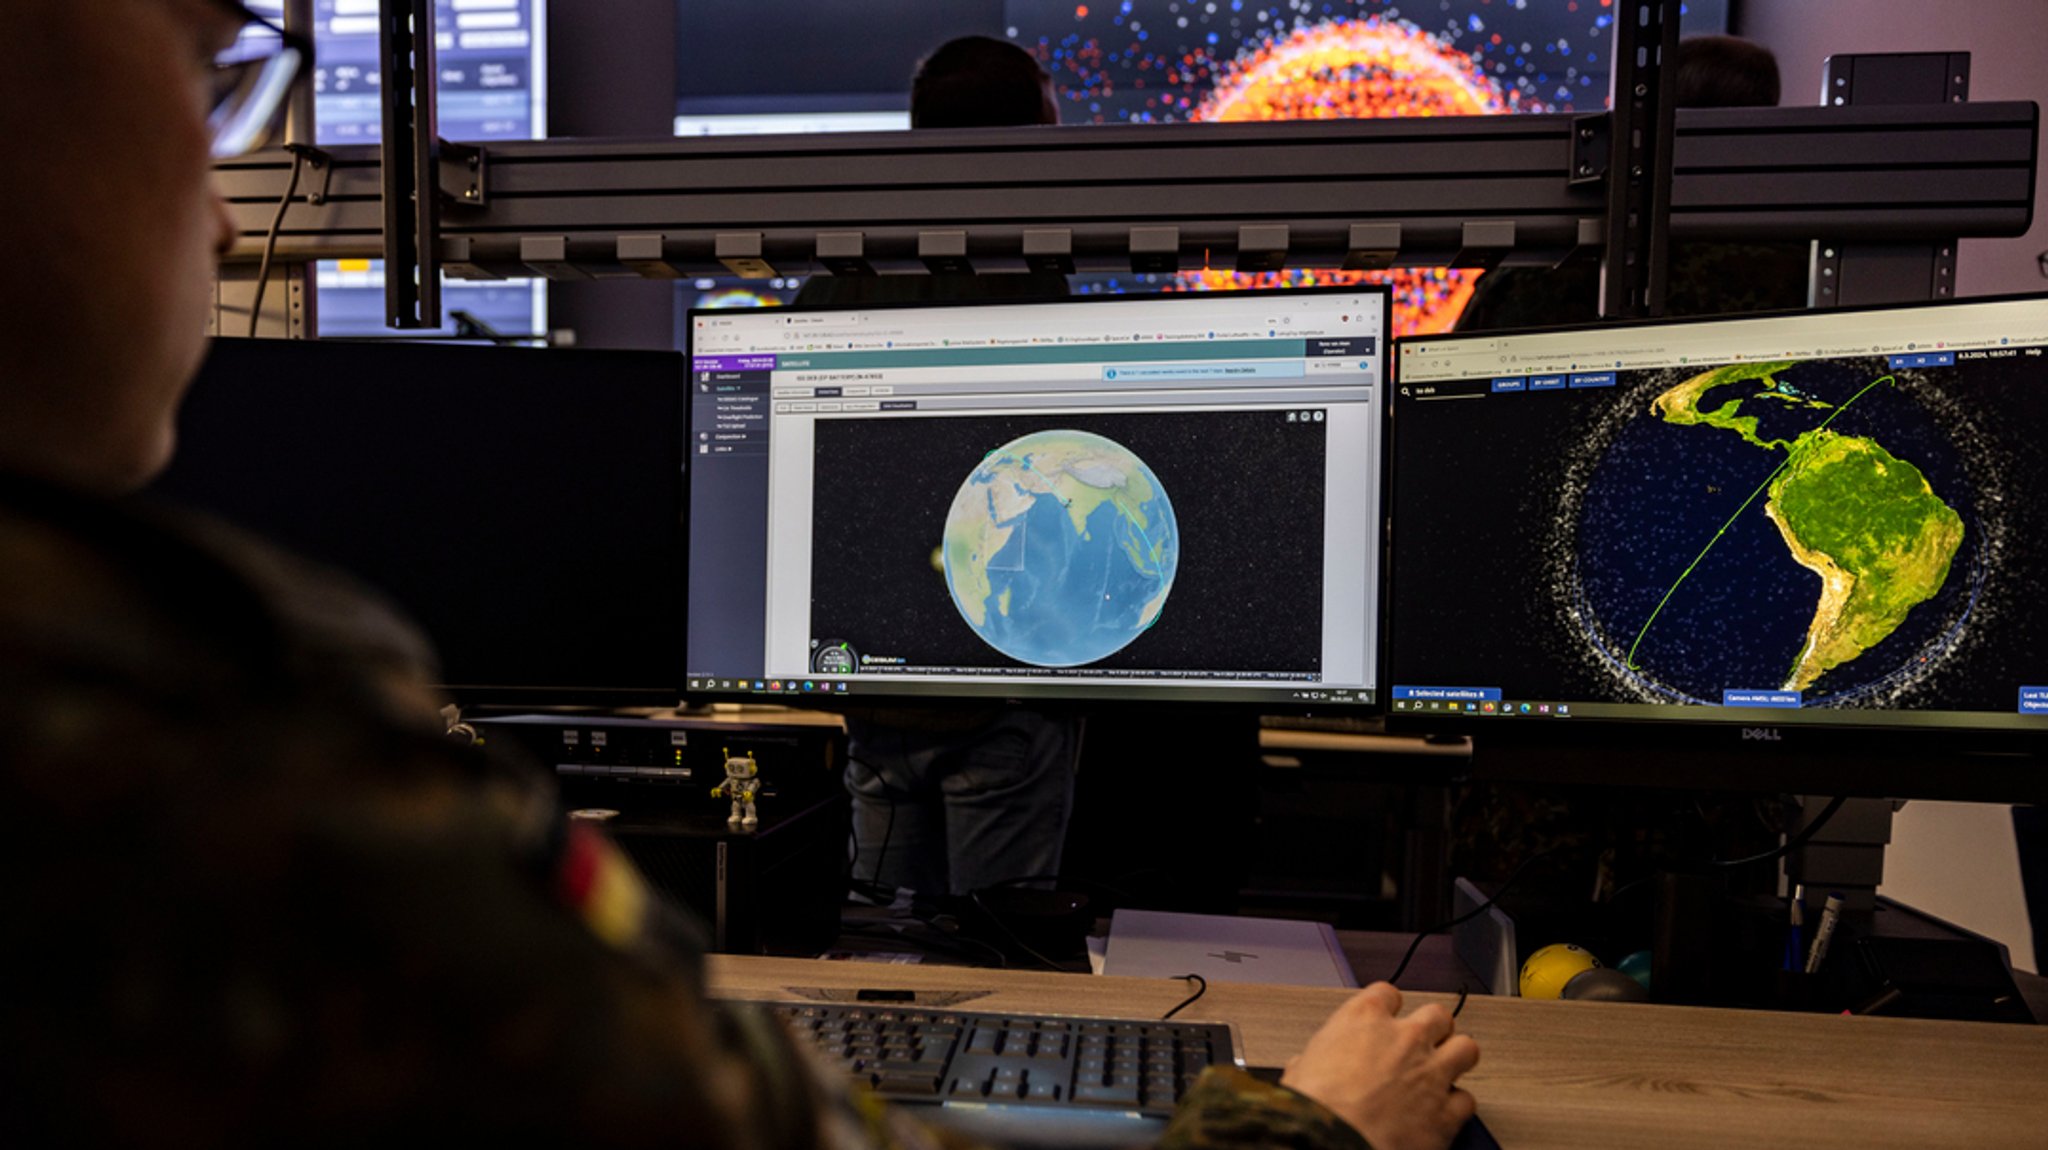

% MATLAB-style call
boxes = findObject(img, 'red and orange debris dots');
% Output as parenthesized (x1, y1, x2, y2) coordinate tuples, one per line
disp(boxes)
(1193, 17, 1513, 122)
(1167, 17, 1509, 335)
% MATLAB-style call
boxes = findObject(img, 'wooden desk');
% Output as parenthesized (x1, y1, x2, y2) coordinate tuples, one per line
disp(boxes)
(710, 955, 2048, 1150)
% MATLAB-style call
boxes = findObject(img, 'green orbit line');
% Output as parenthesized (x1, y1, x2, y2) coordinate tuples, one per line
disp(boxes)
(1623, 373, 1897, 672)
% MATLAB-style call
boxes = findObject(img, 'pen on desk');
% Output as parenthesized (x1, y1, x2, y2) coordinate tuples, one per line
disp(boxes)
(1783, 883, 1806, 972)
(1803, 891, 1844, 975)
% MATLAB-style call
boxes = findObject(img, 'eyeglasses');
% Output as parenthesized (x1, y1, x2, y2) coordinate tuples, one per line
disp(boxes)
(207, 2, 312, 158)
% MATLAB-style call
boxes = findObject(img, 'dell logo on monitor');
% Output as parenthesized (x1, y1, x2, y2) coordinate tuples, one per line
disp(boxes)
(1741, 727, 1785, 742)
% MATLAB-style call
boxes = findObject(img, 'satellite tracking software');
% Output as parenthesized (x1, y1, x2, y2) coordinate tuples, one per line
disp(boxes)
(1388, 295, 2048, 736)
(686, 289, 1389, 708)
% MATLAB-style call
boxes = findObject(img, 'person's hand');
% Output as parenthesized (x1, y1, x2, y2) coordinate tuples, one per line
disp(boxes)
(1279, 982, 1479, 1150)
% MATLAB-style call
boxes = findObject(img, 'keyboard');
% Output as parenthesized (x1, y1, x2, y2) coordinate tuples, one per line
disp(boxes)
(772, 1002, 1237, 1143)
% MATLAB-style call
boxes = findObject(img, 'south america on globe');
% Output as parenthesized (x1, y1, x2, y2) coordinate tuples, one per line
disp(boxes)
(942, 430, 1179, 667)
(1644, 363, 1963, 693)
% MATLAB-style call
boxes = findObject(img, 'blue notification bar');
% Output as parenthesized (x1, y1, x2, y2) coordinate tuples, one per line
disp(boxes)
(1724, 689, 1802, 708)
(1393, 685, 1503, 702)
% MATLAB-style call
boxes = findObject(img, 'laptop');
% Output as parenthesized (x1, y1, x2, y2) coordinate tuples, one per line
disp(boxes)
(1103, 910, 1359, 988)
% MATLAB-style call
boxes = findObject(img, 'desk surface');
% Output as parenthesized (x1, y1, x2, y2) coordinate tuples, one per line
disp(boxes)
(710, 954, 2048, 1150)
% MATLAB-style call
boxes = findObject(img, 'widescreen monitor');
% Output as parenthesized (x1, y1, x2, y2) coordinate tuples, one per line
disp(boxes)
(685, 289, 1390, 709)
(671, 0, 1726, 335)
(148, 339, 686, 705)
(1385, 295, 2048, 768)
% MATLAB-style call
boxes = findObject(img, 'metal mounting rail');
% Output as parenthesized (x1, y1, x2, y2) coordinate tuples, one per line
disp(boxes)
(213, 101, 2036, 282)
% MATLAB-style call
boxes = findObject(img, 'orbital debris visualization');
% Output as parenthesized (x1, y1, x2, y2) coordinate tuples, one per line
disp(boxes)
(1015, 0, 1635, 333)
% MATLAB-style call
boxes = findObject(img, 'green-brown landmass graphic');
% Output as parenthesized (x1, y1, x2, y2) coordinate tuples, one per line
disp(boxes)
(1631, 365, 1963, 694)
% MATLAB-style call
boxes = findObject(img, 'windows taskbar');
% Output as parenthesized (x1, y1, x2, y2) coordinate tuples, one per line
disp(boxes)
(1390, 694, 2048, 731)
(684, 676, 1378, 707)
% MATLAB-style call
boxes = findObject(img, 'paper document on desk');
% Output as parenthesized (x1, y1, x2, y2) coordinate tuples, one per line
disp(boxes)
(1103, 910, 1358, 988)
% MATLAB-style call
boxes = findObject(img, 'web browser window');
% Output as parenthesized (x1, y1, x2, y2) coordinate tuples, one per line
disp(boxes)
(687, 289, 1389, 708)
(1389, 296, 2048, 734)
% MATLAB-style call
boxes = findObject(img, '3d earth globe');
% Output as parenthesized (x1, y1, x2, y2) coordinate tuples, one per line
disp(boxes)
(942, 429, 1178, 667)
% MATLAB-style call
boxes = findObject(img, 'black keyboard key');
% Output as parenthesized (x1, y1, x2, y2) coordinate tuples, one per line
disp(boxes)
(876, 1072, 942, 1096)
(1074, 1083, 1142, 1106)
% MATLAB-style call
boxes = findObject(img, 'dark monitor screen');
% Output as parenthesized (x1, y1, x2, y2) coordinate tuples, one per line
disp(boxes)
(1385, 296, 2048, 764)
(685, 288, 1390, 710)
(149, 339, 686, 705)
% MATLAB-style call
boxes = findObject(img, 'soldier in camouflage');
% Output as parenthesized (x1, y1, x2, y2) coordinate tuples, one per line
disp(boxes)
(0, 3, 1479, 1148)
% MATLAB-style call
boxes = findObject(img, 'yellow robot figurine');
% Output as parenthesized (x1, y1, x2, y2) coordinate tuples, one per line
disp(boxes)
(710, 747, 762, 826)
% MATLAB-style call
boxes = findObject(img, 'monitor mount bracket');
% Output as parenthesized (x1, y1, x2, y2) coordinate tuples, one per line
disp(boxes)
(218, 3, 2033, 327)
(378, 0, 488, 331)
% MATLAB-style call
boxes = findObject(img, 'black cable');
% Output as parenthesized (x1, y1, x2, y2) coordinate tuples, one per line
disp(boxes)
(1451, 985, 1469, 1019)
(248, 146, 310, 338)
(1162, 973, 1208, 1020)
(1711, 794, 1849, 869)
(1387, 848, 1556, 987)
(842, 734, 900, 902)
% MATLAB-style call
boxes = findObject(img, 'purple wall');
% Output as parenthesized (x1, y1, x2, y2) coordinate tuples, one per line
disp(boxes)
(1737, 0, 2048, 298)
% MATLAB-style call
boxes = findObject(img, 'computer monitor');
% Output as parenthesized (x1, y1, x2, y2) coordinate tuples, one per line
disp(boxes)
(261, 0, 550, 338)
(148, 339, 686, 705)
(1385, 295, 2048, 784)
(674, 1, 1002, 136)
(684, 288, 1390, 710)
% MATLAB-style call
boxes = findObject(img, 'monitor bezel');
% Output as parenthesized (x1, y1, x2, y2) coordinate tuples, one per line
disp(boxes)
(1380, 290, 2048, 769)
(681, 284, 1395, 717)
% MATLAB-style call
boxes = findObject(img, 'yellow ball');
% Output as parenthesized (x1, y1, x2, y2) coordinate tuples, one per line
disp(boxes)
(1520, 943, 1600, 999)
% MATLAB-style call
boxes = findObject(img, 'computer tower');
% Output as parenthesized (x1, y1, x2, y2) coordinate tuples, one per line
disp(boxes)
(602, 792, 850, 956)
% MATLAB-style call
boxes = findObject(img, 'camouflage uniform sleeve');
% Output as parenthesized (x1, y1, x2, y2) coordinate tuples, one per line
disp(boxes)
(1157, 1066, 1373, 1150)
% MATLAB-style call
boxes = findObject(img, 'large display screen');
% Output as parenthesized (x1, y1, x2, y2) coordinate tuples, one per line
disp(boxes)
(686, 289, 1389, 708)
(243, 0, 549, 338)
(1387, 296, 2048, 741)
(673, 1, 1726, 334)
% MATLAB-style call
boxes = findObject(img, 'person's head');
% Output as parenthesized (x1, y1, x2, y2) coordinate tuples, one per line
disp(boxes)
(0, 0, 246, 494)
(910, 36, 1060, 129)
(1674, 34, 1781, 109)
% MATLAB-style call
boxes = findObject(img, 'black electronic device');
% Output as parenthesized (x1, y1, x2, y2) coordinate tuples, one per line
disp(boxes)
(601, 795, 851, 956)
(149, 338, 687, 705)
(1386, 295, 2048, 796)
(684, 288, 1391, 712)
(472, 713, 846, 806)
